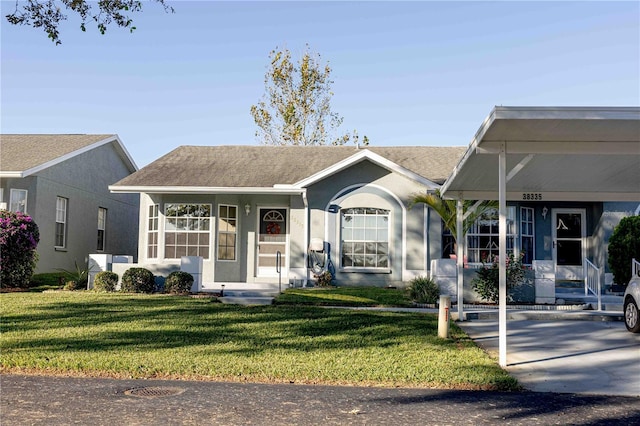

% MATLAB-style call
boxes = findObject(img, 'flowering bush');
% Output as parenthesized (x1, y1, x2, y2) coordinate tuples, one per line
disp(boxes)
(0, 210, 40, 288)
(471, 252, 526, 303)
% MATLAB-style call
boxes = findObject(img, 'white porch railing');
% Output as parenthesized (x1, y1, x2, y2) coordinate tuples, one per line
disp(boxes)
(584, 258, 601, 311)
(633, 258, 640, 280)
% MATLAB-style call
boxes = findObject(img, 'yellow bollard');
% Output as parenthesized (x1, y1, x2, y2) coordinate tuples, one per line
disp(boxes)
(438, 295, 451, 339)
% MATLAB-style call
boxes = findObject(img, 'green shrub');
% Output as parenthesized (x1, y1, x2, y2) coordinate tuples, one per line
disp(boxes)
(472, 253, 526, 303)
(314, 271, 333, 287)
(93, 271, 118, 292)
(164, 271, 194, 294)
(0, 210, 40, 289)
(57, 260, 89, 291)
(608, 216, 640, 286)
(63, 280, 86, 291)
(30, 272, 67, 290)
(121, 268, 155, 293)
(407, 276, 440, 304)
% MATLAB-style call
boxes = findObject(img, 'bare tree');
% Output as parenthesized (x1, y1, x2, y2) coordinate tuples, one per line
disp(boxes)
(251, 45, 367, 146)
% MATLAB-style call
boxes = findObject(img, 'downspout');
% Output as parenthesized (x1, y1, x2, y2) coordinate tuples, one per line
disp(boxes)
(302, 190, 309, 287)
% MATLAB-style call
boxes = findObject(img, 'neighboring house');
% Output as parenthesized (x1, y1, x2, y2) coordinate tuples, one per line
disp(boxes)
(110, 146, 466, 289)
(0, 134, 140, 274)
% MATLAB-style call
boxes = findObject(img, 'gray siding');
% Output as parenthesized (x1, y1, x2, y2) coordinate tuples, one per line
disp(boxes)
(4, 142, 139, 273)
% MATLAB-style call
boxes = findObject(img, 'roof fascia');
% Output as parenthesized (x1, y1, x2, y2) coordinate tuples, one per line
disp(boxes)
(291, 149, 439, 189)
(19, 135, 138, 177)
(0, 172, 24, 178)
(449, 190, 640, 203)
(109, 185, 306, 195)
(492, 106, 640, 121)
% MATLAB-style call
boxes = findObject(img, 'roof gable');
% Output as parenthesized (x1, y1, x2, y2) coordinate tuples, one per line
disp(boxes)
(289, 149, 439, 188)
(0, 134, 137, 177)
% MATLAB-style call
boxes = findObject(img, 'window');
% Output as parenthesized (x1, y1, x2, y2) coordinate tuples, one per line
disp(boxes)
(341, 208, 390, 269)
(164, 204, 211, 259)
(55, 197, 68, 248)
(97, 208, 107, 251)
(147, 204, 159, 258)
(10, 189, 27, 213)
(441, 223, 455, 258)
(217, 205, 237, 261)
(467, 207, 516, 264)
(520, 207, 535, 265)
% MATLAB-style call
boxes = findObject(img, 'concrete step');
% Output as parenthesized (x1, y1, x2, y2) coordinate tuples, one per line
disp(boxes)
(219, 296, 274, 306)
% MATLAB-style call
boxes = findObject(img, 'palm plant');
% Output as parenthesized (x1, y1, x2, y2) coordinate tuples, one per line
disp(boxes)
(411, 189, 498, 243)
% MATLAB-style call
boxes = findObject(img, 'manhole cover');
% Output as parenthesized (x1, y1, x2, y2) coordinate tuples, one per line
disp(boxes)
(124, 386, 185, 398)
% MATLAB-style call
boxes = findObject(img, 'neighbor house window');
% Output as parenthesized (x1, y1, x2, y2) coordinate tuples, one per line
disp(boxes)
(217, 205, 237, 261)
(467, 207, 516, 264)
(164, 204, 211, 259)
(10, 189, 27, 213)
(55, 197, 68, 248)
(341, 208, 390, 269)
(97, 207, 107, 251)
(147, 204, 159, 259)
(520, 207, 535, 265)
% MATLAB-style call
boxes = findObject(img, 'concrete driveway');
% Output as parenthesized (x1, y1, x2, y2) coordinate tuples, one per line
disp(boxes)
(457, 319, 640, 396)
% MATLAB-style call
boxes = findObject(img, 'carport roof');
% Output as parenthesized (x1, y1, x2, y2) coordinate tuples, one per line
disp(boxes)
(440, 106, 640, 202)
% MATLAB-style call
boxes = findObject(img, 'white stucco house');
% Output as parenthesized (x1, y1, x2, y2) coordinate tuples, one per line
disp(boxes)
(109, 106, 640, 297)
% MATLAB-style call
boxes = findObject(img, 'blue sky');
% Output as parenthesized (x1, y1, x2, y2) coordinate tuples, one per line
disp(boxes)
(2, 1, 638, 167)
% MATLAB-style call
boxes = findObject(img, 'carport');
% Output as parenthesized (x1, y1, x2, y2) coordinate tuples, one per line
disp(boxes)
(440, 106, 640, 366)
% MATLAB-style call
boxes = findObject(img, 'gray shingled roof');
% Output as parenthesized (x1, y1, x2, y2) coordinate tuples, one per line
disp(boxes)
(113, 145, 466, 188)
(1, 134, 116, 172)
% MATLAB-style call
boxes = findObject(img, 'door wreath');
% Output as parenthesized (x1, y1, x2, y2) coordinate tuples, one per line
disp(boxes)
(266, 222, 281, 235)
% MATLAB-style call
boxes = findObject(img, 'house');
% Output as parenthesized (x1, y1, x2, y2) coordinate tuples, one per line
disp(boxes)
(0, 134, 140, 274)
(109, 145, 466, 290)
(109, 106, 639, 295)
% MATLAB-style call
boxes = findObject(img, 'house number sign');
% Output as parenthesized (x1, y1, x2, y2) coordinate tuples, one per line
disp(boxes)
(522, 193, 543, 201)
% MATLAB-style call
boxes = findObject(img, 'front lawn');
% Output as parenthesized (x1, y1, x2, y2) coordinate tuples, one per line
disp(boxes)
(0, 292, 518, 390)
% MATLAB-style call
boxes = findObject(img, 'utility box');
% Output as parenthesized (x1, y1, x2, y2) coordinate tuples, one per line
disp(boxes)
(181, 256, 203, 292)
(430, 259, 457, 298)
(88, 254, 112, 289)
(533, 260, 555, 304)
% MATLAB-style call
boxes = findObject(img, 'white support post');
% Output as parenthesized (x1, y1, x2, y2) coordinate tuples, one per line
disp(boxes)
(456, 197, 464, 321)
(498, 143, 508, 367)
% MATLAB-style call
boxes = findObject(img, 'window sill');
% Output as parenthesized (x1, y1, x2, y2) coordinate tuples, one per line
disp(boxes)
(54, 247, 67, 252)
(340, 268, 391, 274)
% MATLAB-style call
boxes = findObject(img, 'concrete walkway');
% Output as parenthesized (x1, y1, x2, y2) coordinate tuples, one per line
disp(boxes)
(326, 305, 638, 396)
(457, 319, 640, 396)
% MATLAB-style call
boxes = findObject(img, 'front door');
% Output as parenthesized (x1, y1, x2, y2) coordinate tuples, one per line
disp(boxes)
(256, 208, 288, 277)
(552, 209, 586, 280)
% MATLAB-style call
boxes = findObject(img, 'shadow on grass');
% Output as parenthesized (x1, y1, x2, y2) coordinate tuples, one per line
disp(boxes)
(1, 293, 515, 389)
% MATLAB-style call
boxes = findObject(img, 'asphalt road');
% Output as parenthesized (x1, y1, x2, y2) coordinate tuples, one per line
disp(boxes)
(2, 374, 640, 425)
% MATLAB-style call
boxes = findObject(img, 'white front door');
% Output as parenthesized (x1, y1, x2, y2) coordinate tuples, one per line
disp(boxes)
(256, 208, 288, 277)
(552, 209, 586, 280)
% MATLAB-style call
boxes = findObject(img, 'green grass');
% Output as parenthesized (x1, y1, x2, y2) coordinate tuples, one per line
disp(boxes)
(276, 286, 413, 307)
(0, 292, 519, 390)
(22, 273, 66, 292)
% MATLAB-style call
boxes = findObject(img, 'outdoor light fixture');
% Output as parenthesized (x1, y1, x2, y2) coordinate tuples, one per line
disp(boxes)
(542, 206, 548, 220)
(244, 204, 251, 216)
